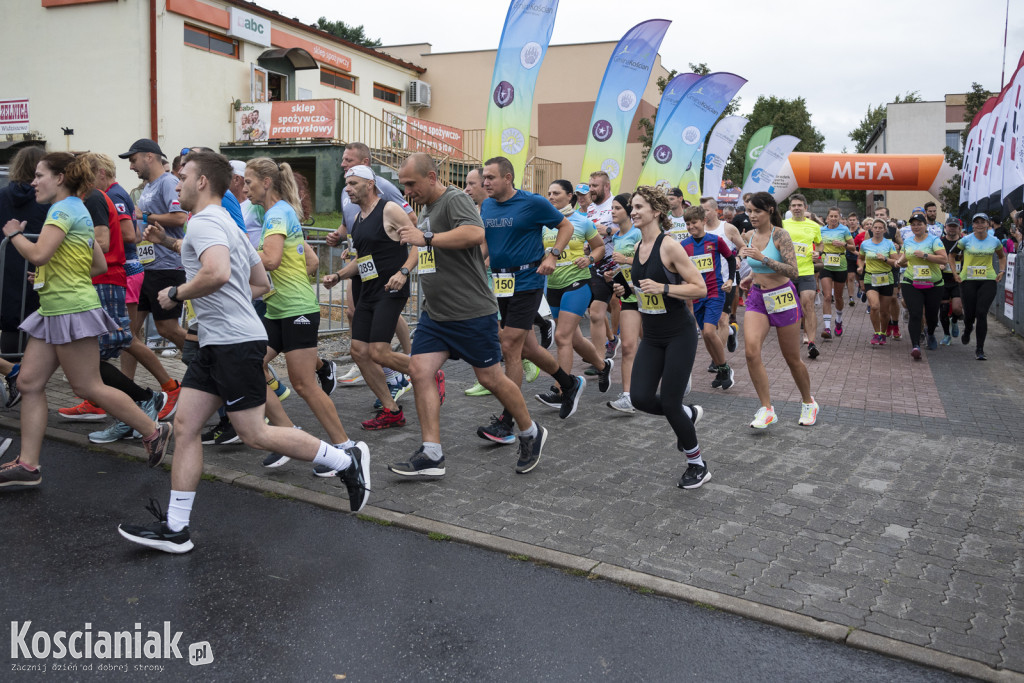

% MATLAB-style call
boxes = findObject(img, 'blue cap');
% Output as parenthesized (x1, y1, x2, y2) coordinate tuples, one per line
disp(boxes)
(972, 212, 990, 222)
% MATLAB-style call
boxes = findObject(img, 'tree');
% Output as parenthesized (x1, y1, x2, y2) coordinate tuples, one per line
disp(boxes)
(723, 95, 827, 203)
(939, 82, 994, 215)
(848, 91, 922, 152)
(635, 62, 741, 161)
(315, 17, 382, 47)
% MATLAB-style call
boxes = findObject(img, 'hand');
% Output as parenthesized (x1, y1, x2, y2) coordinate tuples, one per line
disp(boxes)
(398, 224, 426, 247)
(325, 230, 342, 247)
(134, 207, 144, 220)
(26, 271, 35, 284)
(573, 256, 590, 269)
(385, 271, 408, 291)
(611, 251, 629, 265)
(857, 267, 864, 275)
(537, 252, 556, 276)
(637, 278, 662, 295)
(739, 246, 764, 261)
(142, 221, 166, 245)
(997, 270, 1005, 282)
(612, 283, 625, 297)
(913, 250, 925, 259)
(832, 239, 845, 248)
(739, 275, 753, 292)
(2, 219, 26, 238)
(953, 273, 961, 283)
(157, 286, 176, 310)
(321, 273, 342, 289)
(722, 279, 733, 293)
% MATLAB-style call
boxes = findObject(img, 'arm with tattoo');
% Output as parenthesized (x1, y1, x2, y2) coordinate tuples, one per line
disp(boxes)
(764, 229, 799, 279)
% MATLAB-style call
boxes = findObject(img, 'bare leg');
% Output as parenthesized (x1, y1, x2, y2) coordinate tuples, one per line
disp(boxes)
(776, 321, 813, 403)
(743, 311, 773, 409)
(285, 346, 348, 444)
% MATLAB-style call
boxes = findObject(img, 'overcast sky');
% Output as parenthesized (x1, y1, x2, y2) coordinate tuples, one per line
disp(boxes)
(256, 0, 1024, 152)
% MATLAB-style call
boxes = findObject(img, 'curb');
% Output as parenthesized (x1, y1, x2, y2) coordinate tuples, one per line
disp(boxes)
(4, 416, 1021, 682)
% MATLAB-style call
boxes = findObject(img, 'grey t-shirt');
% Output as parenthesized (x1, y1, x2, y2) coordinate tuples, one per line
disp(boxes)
(182, 205, 267, 347)
(418, 186, 497, 321)
(342, 174, 412, 232)
(137, 172, 186, 270)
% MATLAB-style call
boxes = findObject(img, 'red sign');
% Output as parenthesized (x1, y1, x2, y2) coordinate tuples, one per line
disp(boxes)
(406, 116, 464, 159)
(236, 100, 336, 142)
(0, 99, 29, 134)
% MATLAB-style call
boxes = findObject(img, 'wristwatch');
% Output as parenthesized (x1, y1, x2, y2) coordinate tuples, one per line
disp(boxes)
(400, 267, 410, 276)
(423, 230, 434, 248)
(663, 283, 670, 295)
(168, 286, 181, 303)
(142, 213, 149, 225)
(550, 247, 563, 259)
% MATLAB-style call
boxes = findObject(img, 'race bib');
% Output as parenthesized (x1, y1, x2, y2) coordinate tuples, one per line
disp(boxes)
(637, 291, 666, 315)
(619, 266, 632, 283)
(670, 228, 688, 243)
(793, 243, 810, 258)
(965, 265, 987, 279)
(137, 240, 156, 265)
(183, 300, 198, 328)
(417, 246, 436, 274)
(956, 262, 962, 273)
(493, 273, 515, 298)
(762, 285, 798, 314)
(264, 272, 277, 299)
(823, 253, 842, 268)
(912, 264, 932, 280)
(555, 253, 573, 268)
(357, 255, 378, 281)
(870, 272, 890, 287)
(692, 254, 714, 273)
(32, 267, 45, 291)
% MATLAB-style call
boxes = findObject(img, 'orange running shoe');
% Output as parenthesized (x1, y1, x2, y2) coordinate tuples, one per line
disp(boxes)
(158, 382, 181, 421)
(59, 400, 106, 421)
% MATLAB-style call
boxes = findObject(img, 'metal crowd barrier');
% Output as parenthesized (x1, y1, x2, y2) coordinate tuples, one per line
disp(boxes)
(0, 234, 38, 360)
(994, 251, 1022, 336)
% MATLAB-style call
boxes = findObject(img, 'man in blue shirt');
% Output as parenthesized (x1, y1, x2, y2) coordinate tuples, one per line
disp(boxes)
(477, 156, 583, 444)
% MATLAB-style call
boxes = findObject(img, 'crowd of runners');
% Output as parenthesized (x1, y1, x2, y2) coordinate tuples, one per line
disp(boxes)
(0, 139, 1014, 554)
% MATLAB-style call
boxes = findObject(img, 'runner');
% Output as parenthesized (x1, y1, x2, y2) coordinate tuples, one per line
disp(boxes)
(700, 196, 745, 355)
(924, 202, 944, 238)
(781, 194, 822, 359)
(118, 152, 369, 553)
(845, 212, 863, 305)
(587, 171, 619, 358)
(615, 186, 709, 489)
(0, 152, 171, 489)
(388, 152, 547, 476)
(896, 212, 947, 359)
(876, 207, 904, 339)
(857, 218, 901, 345)
(681, 204, 736, 390)
(603, 194, 643, 413)
(938, 217, 964, 345)
(667, 187, 688, 239)
(738, 191, 818, 429)
(818, 207, 856, 340)
(533, 180, 612, 409)
(950, 212, 1008, 360)
(476, 156, 585, 445)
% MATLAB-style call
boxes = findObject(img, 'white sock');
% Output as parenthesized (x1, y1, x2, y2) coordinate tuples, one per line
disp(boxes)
(383, 367, 399, 383)
(622, 391, 630, 399)
(836, 310, 843, 324)
(684, 446, 704, 467)
(518, 422, 538, 439)
(422, 442, 443, 461)
(823, 314, 831, 329)
(167, 490, 195, 532)
(313, 441, 352, 472)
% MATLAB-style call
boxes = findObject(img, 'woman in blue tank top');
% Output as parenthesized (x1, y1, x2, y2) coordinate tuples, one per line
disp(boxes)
(738, 192, 818, 430)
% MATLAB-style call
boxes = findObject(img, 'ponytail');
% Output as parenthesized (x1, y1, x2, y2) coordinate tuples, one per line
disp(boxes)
(41, 152, 95, 198)
(246, 157, 303, 217)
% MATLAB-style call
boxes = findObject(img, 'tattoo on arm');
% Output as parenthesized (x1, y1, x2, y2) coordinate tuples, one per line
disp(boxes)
(767, 230, 800, 279)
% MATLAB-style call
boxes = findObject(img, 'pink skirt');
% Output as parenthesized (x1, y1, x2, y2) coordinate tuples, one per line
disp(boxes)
(20, 307, 120, 345)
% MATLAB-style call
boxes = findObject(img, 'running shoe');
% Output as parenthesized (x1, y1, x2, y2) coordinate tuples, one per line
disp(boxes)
(559, 375, 586, 419)
(263, 452, 291, 468)
(878, 334, 887, 346)
(4, 366, 20, 408)
(962, 326, 972, 345)
(607, 392, 634, 413)
(338, 365, 364, 385)
(940, 335, 952, 346)
(465, 381, 492, 396)
(750, 406, 777, 429)
(890, 325, 901, 340)
(132, 391, 166, 438)
(821, 327, 832, 340)
(684, 375, 692, 397)
(435, 369, 446, 405)
(870, 334, 881, 346)
(835, 321, 844, 337)
(711, 365, 734, 390)
(158, 382, 180, 421)
(860, 290, 868, 303)
(477, 414, 516, 445)
(848, 297, 856, 307)
(926, 334, 938, 351)
(374, 375, 411, 410)
(951, 321, 960, 338)
(538, 317, 554, 350)
(0, 458, 41, 489)
(201, 415, 229, 444)
(89, 419, 136, 444)
(976, 349, 987, 361)
(727, 322, 739, 352)
(605, 336, 620, 359)
(338, 442, 371, 512)
(911, 347, 922, 360)
(597, 359, 614, 393)
(316, 358, 337, 396)
(584, 365, 600, 376)
(515, 423, 547, 474)
(118, 499, 193, 554)
(361, 406, 406, 431)
(59, 399, 106, 421)
(388, 446, 445, 479)
(687, 404, 704, 425)
(807, 343, 820, 359)
(678, 463, 711, 490)
(522, 359, 540, 383)
(798, 398, 819, 426)
(707, 361, 717, 373)
(534, 386, 561, 408)
(143, 422, 173, 468)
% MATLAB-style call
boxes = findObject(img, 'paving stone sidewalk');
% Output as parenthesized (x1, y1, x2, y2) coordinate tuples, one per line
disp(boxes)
(28, 306, 1024, 675)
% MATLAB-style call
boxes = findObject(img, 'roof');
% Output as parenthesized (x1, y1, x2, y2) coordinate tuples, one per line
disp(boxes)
(222, 0, 427, 74)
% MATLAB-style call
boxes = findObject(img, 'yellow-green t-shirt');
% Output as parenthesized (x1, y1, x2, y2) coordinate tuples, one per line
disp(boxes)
(259, 200, 319, 320)
(36, 197, 102, 316)
(901, 234, 944, 285)
(782, 219, 822, 277)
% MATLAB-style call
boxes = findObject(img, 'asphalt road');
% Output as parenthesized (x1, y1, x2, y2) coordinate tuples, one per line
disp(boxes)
(0, 438, 964, 682)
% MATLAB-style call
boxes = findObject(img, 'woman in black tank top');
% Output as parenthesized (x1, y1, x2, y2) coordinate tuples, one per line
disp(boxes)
(615, 186, 713, 490)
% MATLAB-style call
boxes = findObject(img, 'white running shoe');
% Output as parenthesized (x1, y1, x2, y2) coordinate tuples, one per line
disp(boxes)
(750, 406, 777, 429)
(338, 365, 364, 386)
(607, 392, 635, 414)
(798, 398, 819, 426)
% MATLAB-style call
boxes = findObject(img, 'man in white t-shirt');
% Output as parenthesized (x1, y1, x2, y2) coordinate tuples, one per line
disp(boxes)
(667, 188, 687, 237)
(586, 170, 613, 227)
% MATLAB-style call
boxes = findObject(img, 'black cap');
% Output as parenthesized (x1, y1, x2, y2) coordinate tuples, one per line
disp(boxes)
(118, 138, 163, 159)
(909, 213, 926, 224)
(667, 187, 684, 198)
(945, 217, 960, 226)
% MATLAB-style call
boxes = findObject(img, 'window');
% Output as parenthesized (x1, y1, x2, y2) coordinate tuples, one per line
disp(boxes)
(321, 67, 356, 93)
(184, 24, 239, 59)
(373, 83, 402, 106)
(945, 130, 963, 154)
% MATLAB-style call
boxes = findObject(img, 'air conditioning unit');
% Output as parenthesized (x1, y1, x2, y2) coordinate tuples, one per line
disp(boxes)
(408, 80, 431, 108)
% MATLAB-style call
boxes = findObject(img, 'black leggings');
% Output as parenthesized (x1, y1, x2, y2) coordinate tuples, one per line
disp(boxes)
(961, 280, 997, 350)
(900, 283, 942, 344)
(630, 328, 699, 452)
(99, 361, 151, 403)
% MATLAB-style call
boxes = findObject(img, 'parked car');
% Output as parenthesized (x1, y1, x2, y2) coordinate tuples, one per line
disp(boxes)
(0, 166, 9, 192)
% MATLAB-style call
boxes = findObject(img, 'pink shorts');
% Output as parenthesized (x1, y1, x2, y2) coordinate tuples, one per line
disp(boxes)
(745, 281, 802, 328)
(125, 272, 144, 305)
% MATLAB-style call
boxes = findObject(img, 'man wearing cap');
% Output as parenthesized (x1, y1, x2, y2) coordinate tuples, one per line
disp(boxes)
(120, 138, 187, 349)
(667, 188, 687, 238)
